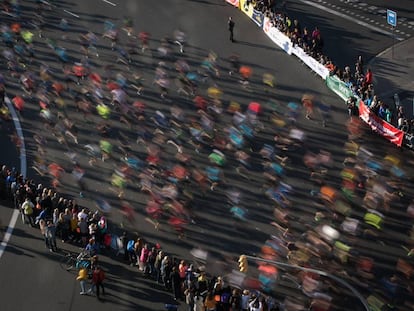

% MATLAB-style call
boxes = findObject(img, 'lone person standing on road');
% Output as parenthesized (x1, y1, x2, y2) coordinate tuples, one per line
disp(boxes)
(228, 17, 235, 42)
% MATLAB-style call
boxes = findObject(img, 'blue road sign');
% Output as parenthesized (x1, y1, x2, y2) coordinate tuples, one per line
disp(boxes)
(387, 9, 397, 27)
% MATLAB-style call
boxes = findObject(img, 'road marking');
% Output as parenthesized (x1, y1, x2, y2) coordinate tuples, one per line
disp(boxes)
(63, 9, 79, 18)
(102, 0, 117, 6)
(1, 96, 27, 260)
(298, 0, 404, 41)
(5, 97, 26, 177)
(0, 210, 19, 259)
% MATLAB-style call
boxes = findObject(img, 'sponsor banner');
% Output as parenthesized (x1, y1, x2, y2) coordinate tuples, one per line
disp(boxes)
(262, 17, 292, 55)
(252, 8, 264, 27)
(326, 75, 354, 102)
(239, 0, 253, 18)
(358, 101, 404, 147)
(292, 46, 330, 80)
(226, 0, 239, 7)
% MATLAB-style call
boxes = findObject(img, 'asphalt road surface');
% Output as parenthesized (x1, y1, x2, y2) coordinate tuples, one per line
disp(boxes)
(0, 1, 413, 310)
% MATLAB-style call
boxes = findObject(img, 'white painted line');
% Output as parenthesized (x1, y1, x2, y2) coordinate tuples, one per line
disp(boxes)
(298, 0, 404, 40)
(63, 9, 79, 18)
(0, 210, 20, 259)
(1, 96, 27, 260)
(102, 0, 117, 6)
(5, 96, 26, 178)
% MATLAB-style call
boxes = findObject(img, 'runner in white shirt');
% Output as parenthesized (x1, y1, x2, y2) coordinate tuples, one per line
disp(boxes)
(77, 208, 88, 222)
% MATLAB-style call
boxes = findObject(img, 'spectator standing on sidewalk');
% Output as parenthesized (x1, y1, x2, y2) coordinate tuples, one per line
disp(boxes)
(90, 266, 106, 300)
(228, 17, 235, 42)
(21, 197, 35, 227)
(76, 268, 88, 295)
(365, 68, 373, 85)
(45, 220, 58, 252)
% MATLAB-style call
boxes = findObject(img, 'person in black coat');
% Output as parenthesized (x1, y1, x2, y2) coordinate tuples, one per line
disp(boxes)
(170, 266, 182, 300)
(228, 17, 235, 42)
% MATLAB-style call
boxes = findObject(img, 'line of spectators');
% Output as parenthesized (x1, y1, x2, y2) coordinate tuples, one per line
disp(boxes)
(0, 163, 111, 251)
(0, 161, 286, 310)
(251, 0, 414, 135)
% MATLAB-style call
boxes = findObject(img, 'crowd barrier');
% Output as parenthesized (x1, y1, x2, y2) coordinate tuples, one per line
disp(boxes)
(230, 1, 411, 149)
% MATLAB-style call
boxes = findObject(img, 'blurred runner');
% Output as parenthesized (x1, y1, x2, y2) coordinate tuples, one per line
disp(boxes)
(173, 29, 186, 53)
(302, 94, 314, 120)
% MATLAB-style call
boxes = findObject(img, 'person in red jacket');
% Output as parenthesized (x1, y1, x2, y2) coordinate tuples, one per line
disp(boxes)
(90, 266, 106, 300)
(365, 68, 373, 85)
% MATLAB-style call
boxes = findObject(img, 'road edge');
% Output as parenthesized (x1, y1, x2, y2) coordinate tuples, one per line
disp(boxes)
(0, 96, 27, 259)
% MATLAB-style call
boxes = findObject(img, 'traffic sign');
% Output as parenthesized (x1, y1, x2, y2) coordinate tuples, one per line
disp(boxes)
(387, 9, 397, 27)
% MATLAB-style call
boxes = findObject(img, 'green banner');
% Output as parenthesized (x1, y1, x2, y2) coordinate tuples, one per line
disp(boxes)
(326, 75, 353, 102)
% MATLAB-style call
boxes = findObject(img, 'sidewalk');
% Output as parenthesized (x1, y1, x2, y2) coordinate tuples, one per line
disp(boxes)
(368, 37, 414, 115)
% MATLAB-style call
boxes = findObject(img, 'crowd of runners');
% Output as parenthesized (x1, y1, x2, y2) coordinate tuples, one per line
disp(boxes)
(0, 1, 414, 310)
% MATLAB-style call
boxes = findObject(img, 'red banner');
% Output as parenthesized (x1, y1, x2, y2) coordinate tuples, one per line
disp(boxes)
(358, 101, 404, 147)
(226, 0, 239, 7)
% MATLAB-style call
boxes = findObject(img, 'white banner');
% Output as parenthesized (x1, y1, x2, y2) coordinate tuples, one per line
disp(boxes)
(263, 17, 292, 55)
(292, 46, 330, 80)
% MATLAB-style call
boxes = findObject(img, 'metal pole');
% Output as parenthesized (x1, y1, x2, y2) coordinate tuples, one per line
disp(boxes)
(392, 26, 395, 59)
(244, 255, 371, 311)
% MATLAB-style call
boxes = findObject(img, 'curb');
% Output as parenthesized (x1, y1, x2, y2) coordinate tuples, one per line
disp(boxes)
(368, 36, 414, 66)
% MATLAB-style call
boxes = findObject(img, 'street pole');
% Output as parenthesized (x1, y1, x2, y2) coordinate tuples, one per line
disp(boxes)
(392, 26, 395, 59)
(244, 255, 371, 311)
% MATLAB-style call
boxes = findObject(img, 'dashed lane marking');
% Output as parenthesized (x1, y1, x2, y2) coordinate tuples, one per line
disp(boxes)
(63, 9, 79, 18)
(102, 0, 117, 6)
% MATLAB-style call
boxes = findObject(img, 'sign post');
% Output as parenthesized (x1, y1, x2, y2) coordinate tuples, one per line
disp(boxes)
(387, 9, 397, 58)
